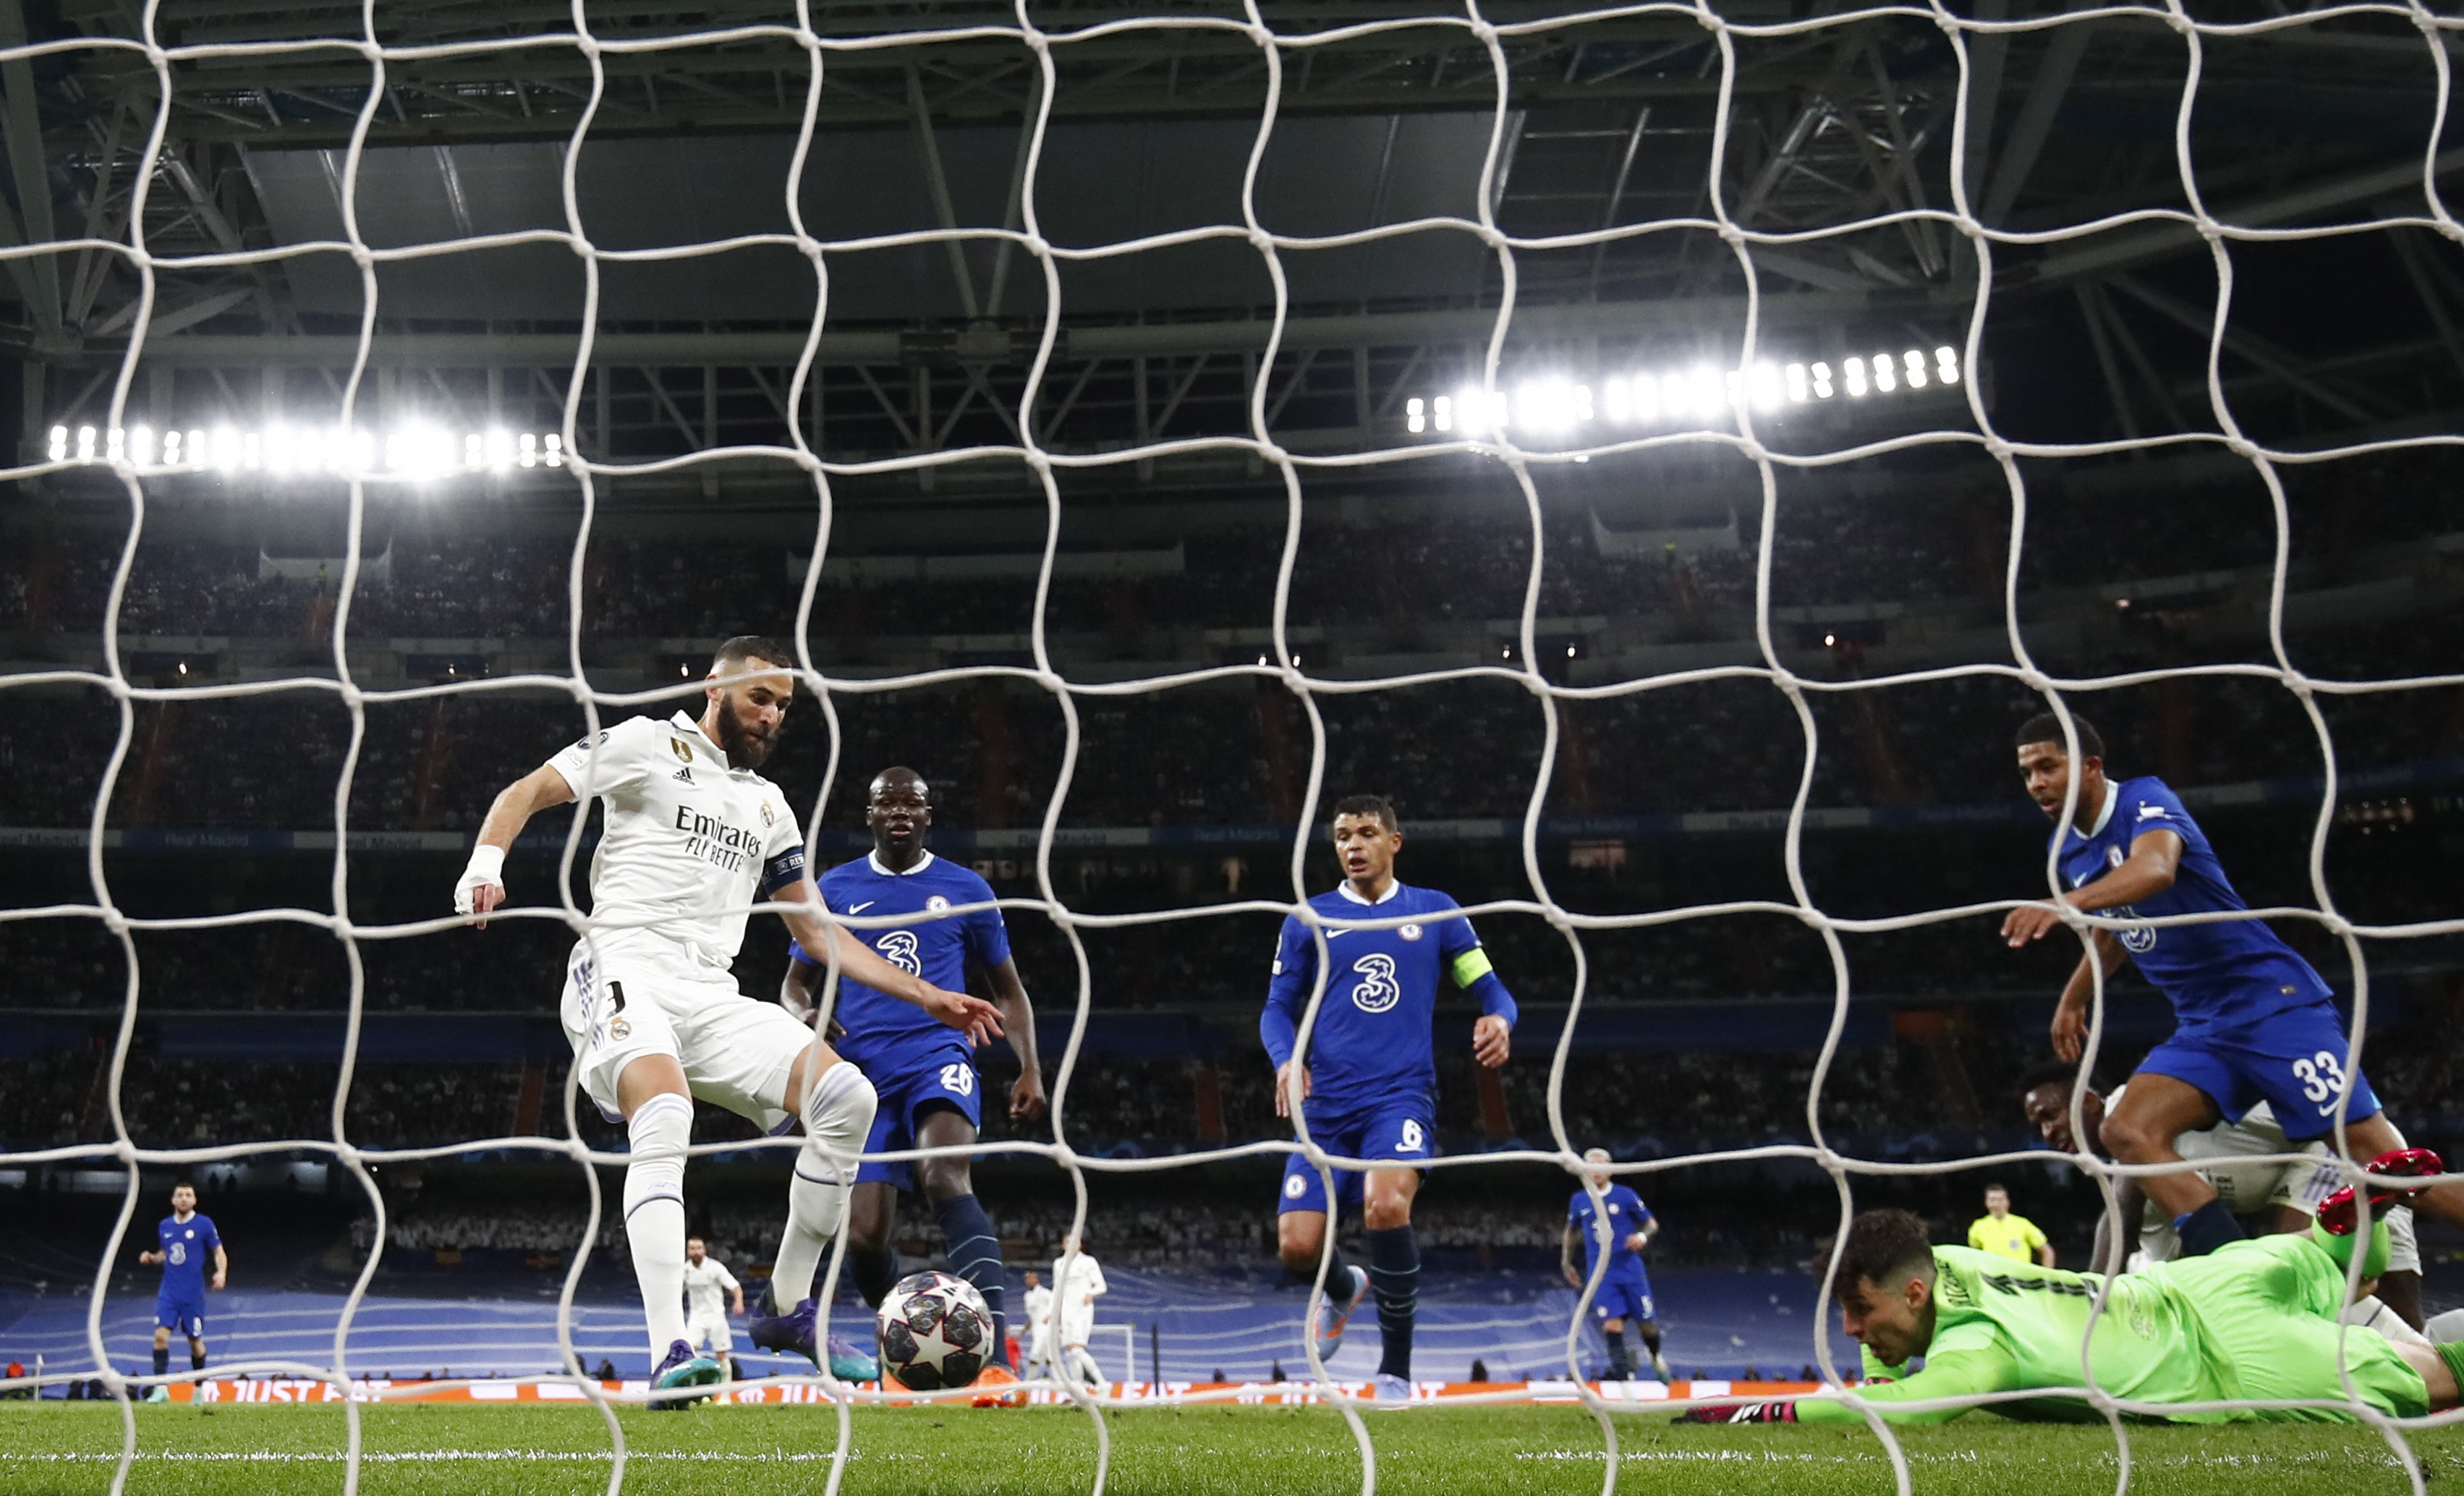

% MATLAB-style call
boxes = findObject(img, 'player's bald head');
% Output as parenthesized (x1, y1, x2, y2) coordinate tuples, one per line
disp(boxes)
(869, 767, 931, 803)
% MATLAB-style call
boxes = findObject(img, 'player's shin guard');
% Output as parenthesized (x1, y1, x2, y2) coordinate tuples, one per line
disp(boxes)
(624, 1092, 695, 1358)
(934, 1193, 1010, 1368)
(771, 1059, 877, 1307)
(1604, 1327, 1631, 1381)
(1365, 1225, 1418, 1382)
(190, 1352, 205, 1373)
(151, 1348, 167, 1378)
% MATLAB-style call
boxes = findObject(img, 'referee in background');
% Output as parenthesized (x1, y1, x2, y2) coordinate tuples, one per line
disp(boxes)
(1967, 1182, 2055, 1268)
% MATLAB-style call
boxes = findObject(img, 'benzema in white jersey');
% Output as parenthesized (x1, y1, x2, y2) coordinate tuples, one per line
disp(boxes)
(452, 636, 1001, 1393)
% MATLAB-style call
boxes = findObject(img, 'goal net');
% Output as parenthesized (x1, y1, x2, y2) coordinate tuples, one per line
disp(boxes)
(4, 0, 2460, 1489)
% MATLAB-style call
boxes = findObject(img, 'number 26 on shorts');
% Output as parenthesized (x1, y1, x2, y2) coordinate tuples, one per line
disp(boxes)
(939, 1063, 976, 1098)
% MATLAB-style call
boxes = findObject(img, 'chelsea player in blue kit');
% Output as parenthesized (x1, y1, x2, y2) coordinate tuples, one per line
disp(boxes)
(139, 1182, 224, 1401)
(2002, 713, 2464, 1257)
(1563, 1148, 1673, 1382)
(1264, 794, 1517, 1404)
(764, 767, 1045, 1392)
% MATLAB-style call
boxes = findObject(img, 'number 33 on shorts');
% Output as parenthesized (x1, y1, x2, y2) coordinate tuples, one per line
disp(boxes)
(2292, 1050, 2348, 1107)
(938, 1062, 976, 1098)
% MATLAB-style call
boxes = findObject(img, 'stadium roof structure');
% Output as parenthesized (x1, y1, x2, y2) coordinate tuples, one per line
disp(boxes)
(1, 0, 2459, 488)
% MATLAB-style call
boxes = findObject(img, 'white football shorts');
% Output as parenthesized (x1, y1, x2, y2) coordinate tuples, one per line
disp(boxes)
(561, 932, 813, 1130)
(686, 1312, 735, 1354)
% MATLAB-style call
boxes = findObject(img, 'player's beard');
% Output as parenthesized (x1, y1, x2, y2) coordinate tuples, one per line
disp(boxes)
(715, 696, 778, 768)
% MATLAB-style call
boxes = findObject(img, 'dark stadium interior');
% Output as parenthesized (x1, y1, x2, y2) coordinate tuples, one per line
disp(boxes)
(2, 0, 2464, 1402)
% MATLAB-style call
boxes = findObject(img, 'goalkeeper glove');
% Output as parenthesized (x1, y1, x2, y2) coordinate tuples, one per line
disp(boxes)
(454, 844, 506, 919)
(1677, 1401, 1796, 1424)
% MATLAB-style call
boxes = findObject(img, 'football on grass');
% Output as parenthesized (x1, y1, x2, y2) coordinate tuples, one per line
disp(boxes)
(877, 1270, 991, 1390)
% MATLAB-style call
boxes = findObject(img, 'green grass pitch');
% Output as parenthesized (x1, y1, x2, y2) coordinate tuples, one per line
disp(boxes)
(4, 1403, 2461, 1495)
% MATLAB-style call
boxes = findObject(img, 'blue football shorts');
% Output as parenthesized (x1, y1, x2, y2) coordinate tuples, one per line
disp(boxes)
(1590, 1278, 1654, 1325)
(2138, 999, 2383, 1142)
(156, 1296, 205, 1338)
(1276, 1097, 1436, 1215)
(856, 1043, 984, 1190)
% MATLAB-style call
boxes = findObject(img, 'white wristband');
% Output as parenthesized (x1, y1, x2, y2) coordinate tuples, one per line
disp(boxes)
(455, 843, 507, 915)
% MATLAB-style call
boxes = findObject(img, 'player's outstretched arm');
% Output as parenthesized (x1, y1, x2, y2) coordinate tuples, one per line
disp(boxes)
(1680, 1348, 2015, 1427)
(2048, 931, 2128, 1063)
(2004, 829, 2184, 948)
(455, 765, 575, 926)
(780, 956, 820, 1026)
(779, 948, 849, 1040)
(770, 881, 1001, 1045)
(985, 959, 1046, 1121)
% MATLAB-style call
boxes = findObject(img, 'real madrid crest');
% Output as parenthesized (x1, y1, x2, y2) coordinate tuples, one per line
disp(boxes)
(610, 1016, 632, 1040)
(671, 738, 694, 763)
(760, 801, 776, 827)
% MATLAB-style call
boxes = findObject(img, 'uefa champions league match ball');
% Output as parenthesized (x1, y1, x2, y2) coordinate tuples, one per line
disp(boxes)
(877, 1270, 992, 1390)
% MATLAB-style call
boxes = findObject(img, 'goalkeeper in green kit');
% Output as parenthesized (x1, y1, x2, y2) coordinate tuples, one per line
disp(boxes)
(1685, 1157, 2461, 1426)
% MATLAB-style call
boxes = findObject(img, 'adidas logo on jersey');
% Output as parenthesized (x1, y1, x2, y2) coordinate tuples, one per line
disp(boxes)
(672, 768, 694, 783)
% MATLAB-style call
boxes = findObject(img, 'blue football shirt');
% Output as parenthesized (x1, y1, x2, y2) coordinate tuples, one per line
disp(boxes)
(155, 1212, 218, 1301)
(1261, 880, 1489, 1112)
(1569, 1185, 1653, 1283)
(791, 851, 1010, 1069)
(2057, 775, 2333, 1027)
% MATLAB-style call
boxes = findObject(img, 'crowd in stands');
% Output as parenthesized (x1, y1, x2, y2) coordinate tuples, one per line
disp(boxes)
(1, 600, 2456, 838)
(9, 443, 2452, 647)
(0, 1055, 529, 1150)
(12, 972, 2459, 1160)
(1, 436, 2457, 841)
(351, 1204, 620, 1258)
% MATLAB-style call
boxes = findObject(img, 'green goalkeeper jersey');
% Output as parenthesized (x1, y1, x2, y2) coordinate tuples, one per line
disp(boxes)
(1793, 1237, 2426, 1426)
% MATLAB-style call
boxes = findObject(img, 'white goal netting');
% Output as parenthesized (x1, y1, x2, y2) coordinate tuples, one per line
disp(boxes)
(4, 0, 2463, 1492)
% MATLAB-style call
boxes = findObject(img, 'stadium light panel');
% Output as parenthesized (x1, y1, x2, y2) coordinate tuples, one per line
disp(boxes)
(1406, 340, 1964, 441)
(43, 422, 572, 478)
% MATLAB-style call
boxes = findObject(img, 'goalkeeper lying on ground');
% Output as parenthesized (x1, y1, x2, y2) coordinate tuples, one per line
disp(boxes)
(1689, 1163, 2462, 1426)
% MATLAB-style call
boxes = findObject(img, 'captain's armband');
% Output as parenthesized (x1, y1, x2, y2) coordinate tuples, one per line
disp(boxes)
(760, 846, 807, 897)
(1450, 948, 1495, 988)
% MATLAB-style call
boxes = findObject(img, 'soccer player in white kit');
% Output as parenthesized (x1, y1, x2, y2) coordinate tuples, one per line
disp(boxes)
(1021, 1269, 1054, 1377)
(1053, 1233, 1109, 1385)
(681, 1238, 744, 1377)
(454, 637, 999, 1403)
(2023, 1066, 2424, 1332)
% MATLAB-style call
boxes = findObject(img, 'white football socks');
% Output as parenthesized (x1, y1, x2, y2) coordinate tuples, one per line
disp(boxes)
(771, 1058, 877, 1307)
(624, 1093, 695, 1359)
